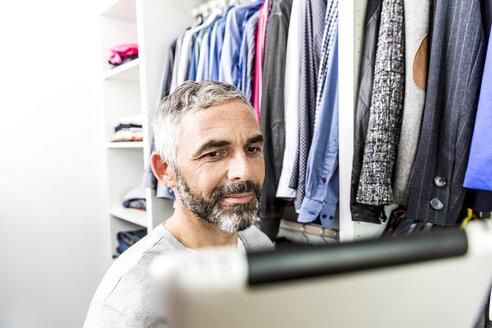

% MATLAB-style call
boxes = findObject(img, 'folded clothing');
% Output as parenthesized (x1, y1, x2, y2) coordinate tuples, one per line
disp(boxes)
(122, 178, 146, 210)
(112, 229, 147, 259)
(109, 43, 138, 66)
(111, 115, 143, 142)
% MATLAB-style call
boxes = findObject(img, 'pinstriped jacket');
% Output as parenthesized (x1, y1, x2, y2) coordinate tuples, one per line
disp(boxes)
(406, 0, 486, 226)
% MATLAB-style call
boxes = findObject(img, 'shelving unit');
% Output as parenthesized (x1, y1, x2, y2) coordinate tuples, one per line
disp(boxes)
(98, 0, 197, 258)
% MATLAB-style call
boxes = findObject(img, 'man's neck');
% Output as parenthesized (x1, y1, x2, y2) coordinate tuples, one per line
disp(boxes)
(163, 203, 239, 250)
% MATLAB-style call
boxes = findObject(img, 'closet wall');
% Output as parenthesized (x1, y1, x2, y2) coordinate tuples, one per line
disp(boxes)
(0, 1, 108, 327)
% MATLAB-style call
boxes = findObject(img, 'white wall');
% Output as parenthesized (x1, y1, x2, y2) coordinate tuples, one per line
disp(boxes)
(0, 1, 111, 327)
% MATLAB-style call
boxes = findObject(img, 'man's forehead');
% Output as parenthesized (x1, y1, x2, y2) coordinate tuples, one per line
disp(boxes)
(180, 100, 258, 134)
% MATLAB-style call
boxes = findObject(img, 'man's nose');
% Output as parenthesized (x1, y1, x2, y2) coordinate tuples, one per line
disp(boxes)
(227, 151, 253, 182)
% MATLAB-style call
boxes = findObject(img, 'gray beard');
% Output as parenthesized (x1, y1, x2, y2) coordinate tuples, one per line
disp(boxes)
(175, 170, 261, 233)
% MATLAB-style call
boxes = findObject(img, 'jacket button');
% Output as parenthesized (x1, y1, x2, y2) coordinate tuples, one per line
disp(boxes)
(434, 176, 447, 188)
(430, 198, 444, 210)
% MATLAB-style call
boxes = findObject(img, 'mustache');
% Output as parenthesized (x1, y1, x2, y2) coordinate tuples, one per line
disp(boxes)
(210, 180, 262, 200)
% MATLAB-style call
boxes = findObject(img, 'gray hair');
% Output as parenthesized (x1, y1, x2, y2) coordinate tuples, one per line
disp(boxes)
(153, 80, 254, 168)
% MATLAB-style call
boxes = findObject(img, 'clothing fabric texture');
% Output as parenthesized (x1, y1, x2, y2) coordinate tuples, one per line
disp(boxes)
(195, 28, 212, 81)
(84, 224, 273, 328)
(187, 30, 203, 81)
(298, 29, 339, 229)
(289, 0, 328, 212)
(253, 0, 272, 123)
(463, 0, 492, 211)
(314, 0, 338, 126)
(238, 10, 260, 102)
(170, 34, 184, 92)
(406, 0, 486, 226)
(219, 1, 262, 87)
(112, 229, 147, 259)
(276, 0, 306, 200)
(176, 18, 214, 86)
(356, 0, 405, 206)
(350, 0, 384, 223)
(209, 7, 233, 80)
(159, 38, 177, 100)
(111, 115, 143, 142)
(392, 0, 431, 205)
(258, 0, 293, 239)
(463, 29, 492, 192)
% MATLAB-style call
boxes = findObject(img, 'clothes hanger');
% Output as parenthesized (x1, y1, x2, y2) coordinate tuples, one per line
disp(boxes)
(461, 208, 478, 229)
(300, 224, 310, 244)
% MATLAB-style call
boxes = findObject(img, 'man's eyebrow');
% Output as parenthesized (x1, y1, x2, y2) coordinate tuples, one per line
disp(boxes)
(193, 140, 231, 157)
(246, 135, 264, 145)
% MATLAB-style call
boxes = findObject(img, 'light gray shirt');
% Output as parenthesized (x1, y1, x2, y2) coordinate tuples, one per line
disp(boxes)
(84, 224, 273, 328)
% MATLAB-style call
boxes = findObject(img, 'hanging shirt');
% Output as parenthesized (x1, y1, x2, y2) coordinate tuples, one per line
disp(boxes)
(176, 26, 202, 85)
(253, 0, 272, 123)
(258, 0, 293, 239)
(209, 7, 233, 81)
(194, 13, 223, 81)
(219, 1, 263, 86)
(177, 11, 222, 86)
(187, 31, 205, 81)
(356, 0, 405, 206)
(276, 0, 306, 200)
(170, 34, 184, 92)
(463, 30, 492, 192)
(299, 31, 339, 229)
(314, 0, 338, 126)
(238, 10, 260, 101)
(196, 28, 212, 81)
(289, 0, 328, 212)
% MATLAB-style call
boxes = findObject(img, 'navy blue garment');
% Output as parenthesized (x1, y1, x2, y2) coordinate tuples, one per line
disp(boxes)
(406, 0, 486, 226)
(112, 229, 147, 259)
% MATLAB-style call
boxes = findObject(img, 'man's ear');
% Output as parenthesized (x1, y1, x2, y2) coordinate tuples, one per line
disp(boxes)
(150, 152, 177, 188)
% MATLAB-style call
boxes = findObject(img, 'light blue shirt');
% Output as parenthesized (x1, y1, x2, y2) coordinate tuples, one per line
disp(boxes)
(195, 28, 212, 81)
(238, 10, 260, 101)
(219, 1, 263, 86)
(208, 7, 232, 81)
(298, 31, 339, 229)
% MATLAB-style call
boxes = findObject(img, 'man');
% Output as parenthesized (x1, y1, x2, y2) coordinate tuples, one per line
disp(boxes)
(84, 80, 274, 327)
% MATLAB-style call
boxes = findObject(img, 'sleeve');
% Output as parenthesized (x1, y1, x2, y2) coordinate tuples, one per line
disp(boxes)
(258, 2, 293, 239)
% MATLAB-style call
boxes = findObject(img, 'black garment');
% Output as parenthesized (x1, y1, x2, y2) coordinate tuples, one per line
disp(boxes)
(146, 38, 178, 193)
(258, 0, 293, 239)
(406, 0, 486, 225)
(160, 38, 178, 100)
(465, 189, 492, 212)
(350, 0, 385, 223)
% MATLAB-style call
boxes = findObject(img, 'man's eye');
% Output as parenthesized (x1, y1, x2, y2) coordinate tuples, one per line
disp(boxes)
(204, 151, 223, 159)
(246, 146, 262, 154)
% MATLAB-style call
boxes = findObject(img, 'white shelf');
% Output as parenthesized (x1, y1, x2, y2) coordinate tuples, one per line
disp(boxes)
(109, 207, 147, 227)
(103, 58, 140, 81)
(106, 141, 144, 149)
(100, 0, 137, 23)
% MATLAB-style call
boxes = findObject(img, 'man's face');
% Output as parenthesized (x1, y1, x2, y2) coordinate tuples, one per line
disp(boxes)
(174, 99, 265, 233)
